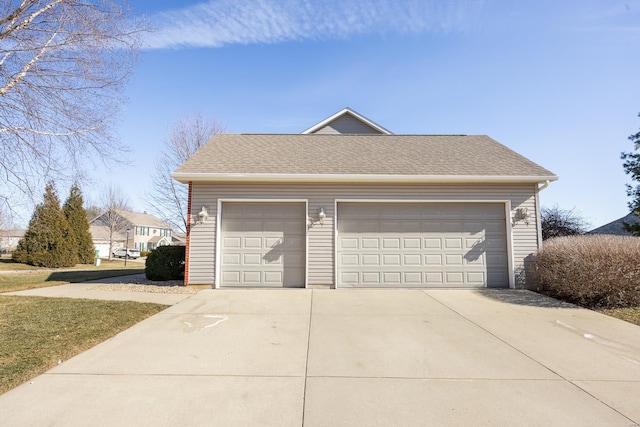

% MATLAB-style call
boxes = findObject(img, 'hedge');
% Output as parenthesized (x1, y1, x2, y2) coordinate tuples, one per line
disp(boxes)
(145, 246, 186, 281)
(531, 235, 640, 308)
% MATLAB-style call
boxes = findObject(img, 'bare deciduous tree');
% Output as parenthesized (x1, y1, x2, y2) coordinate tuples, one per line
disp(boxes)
(0, 0, 146, 201)
(541, 205, 590, 240)
(95, 185, 130, 260)
(146, 114, 225, 234)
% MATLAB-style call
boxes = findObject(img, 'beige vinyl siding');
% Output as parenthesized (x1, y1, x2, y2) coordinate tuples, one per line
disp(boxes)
(188, 183, 539, 288)
(311, 115, 385, 135)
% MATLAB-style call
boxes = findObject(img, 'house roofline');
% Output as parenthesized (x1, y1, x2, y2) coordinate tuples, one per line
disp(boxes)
(301, 107, 392, 134)
(172, 172, 559, 184)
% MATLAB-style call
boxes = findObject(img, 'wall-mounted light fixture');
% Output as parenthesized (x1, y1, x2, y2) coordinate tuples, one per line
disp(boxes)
(512, 207, 529, 226)
(197, 206, 209, 224)
(309, 207, 327, 228)
(317, 207, 326, 225)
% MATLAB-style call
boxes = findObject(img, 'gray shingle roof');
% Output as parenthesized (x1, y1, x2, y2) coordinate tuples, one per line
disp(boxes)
(115, 210, 172, 229)
(588, 212, 640, 236)
(173, 134, 556, 182)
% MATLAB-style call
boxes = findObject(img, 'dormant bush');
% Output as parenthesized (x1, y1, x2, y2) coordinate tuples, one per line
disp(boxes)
(531, 235, 640, 308)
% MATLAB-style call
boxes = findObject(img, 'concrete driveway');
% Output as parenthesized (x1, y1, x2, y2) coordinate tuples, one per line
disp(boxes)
(1, 289, 640, 426)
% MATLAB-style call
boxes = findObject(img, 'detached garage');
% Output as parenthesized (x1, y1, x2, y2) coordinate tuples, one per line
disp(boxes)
(174, 108, 557, 290)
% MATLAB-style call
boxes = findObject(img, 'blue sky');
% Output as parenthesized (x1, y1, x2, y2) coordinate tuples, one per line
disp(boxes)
(88, 0, 640, 229)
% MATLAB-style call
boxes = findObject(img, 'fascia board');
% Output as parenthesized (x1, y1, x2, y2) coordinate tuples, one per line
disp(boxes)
(172, 172, 559, 184)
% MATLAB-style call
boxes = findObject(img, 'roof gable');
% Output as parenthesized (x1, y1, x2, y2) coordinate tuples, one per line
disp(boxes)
(302, 107, 391, 135)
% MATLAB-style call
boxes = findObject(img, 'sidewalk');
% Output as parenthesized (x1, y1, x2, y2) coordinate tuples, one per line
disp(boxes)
(4, 274, 196, 305)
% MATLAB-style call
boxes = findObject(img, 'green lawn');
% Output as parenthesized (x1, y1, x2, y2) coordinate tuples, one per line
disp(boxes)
(0, 258, 145, 293)
(0, 295, 166, 395)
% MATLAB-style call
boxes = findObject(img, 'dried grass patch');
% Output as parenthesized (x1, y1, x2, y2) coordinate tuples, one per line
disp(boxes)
(0, 296, 166, 394)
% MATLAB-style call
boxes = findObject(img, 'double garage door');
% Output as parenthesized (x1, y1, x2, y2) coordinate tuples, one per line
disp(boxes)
(219, 201, 509, 288)
(338, 203, 509, 288)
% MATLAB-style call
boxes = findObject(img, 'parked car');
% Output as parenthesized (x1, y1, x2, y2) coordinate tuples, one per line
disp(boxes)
(112, 248, 141, 259)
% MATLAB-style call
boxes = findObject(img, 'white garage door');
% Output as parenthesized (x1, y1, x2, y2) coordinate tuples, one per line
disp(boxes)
(220, 202, 306, 288)
(337, 203, 509, 288)
(94, 244, 111, 258)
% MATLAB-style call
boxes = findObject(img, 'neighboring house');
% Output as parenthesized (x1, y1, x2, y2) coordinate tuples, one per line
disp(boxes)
(0, 229, 25, 253)
(588, 212, 640, 236)
(90, 210, 173, 255)
(173, 108, 557, 289)
(172, 232, 187, 246)
(90, 224, 125, 258)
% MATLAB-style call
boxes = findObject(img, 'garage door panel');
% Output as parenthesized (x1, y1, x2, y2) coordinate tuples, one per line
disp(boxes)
(382, 238, 400, 249)
(263, 271, 283, 283)
(340, 254, 359, 266)
(465, 238, 482, 249)
(223, 237, 241, 248)
(424, 238, 442, 249)
(362, 238, 379, 249)
(362, 272, 381, 283)
(444, 238, 462, 249)
(403, 238, 421, 249)
(340, 238, 359, 249)
(425, 254, 443, 265)
(383, 272, 402, 283)
(223, 253, 241, 265)
(243, 237, 262, 248)
(465, 255, 485, 265)
(382, 254, 401, 265)
(242, 253, 261, 265)
(445, 254, 464, 265)
(446, 272, 464, 284)
(467, 272, 486, 284)
(243, 271, 261, 283)
(362, 254, 380, 265)
(220, 202, 305, 288)
(264, 237, 281, 248)
(338, 203, 508, 288)
(403, 254, 421, 265)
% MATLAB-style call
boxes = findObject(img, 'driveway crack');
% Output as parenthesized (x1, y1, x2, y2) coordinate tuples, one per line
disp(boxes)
(301, 289, 313, 426)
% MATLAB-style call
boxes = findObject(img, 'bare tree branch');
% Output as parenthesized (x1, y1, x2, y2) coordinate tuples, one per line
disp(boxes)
(93, 184, 130, 260)
(145, 113, 225, 234)
(0, 0, 147, 203)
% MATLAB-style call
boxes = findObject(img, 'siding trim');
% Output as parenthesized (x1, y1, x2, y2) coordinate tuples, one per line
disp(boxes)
(504, 200, 515, 289)
(334, 199, 514, 289)
(216, 199, 309, 288)
(174, 173, 558, 184)
(184, 182, 193, 286)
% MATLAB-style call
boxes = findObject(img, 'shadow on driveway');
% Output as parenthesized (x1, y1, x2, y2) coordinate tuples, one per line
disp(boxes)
(473, 289, 580, 309)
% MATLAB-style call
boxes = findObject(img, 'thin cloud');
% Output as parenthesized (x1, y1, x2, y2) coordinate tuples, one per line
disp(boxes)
(143, 0, 484, 49)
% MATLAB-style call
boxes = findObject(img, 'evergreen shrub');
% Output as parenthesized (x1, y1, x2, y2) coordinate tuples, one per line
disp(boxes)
(13, 183, 77, 268)
(145, 246, 185, 281)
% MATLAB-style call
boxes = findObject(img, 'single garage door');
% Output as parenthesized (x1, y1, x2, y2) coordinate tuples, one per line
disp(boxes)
(337, 202, 509, 288)
(220, 202, 306, 288)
